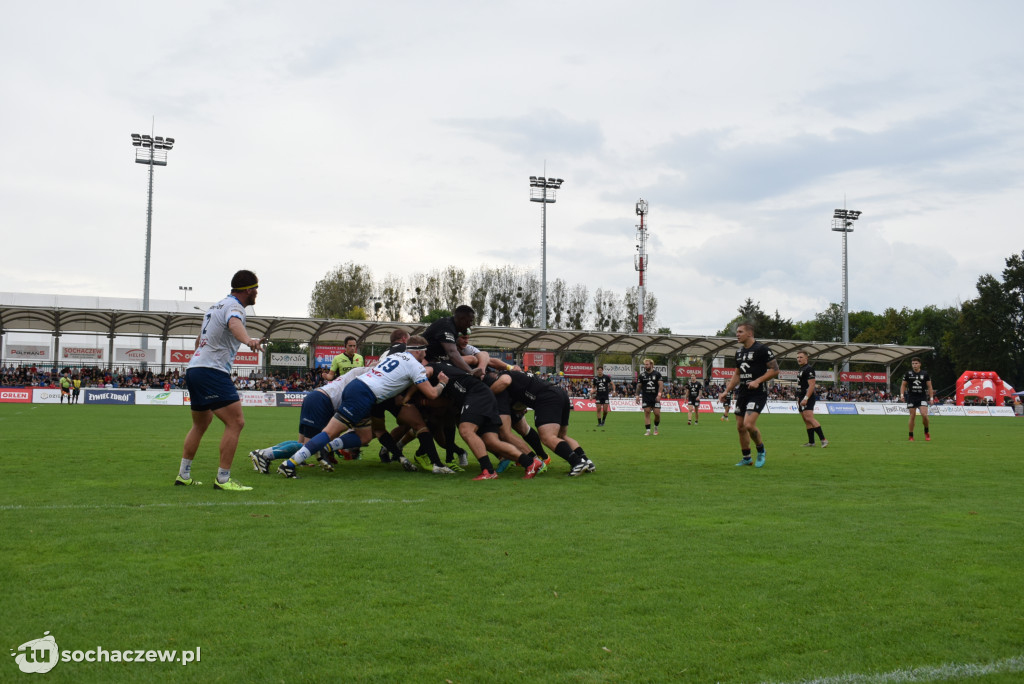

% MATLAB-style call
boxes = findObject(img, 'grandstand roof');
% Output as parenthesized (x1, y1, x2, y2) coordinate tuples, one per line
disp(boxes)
(0, 303, 932, 366)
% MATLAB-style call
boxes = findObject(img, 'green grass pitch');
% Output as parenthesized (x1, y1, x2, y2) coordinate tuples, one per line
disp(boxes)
(2, 404, 1022, 683)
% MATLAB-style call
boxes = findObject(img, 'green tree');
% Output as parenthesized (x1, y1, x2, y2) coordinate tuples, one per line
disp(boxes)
(953, 250, 1024, 386)
(309, 262, 375, 319)
(421, 308, 452, 324)
(718, 299, 793, 339)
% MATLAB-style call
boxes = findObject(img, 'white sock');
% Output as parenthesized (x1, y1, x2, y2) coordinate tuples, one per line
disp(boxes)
(217, 467, 230, 483)
(179, 459, 192, 479)
(292, 447, 310, 465)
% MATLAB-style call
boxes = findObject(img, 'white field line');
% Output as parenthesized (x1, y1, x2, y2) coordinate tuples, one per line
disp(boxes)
(761, 654, 1024, 684)
(0, 498, 427, 512)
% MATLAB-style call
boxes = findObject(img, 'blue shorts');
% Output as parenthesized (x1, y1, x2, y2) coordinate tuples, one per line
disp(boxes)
(335, 380, 376, 429)
(299, 390, 335, 438)
(185, 367, 239, 412)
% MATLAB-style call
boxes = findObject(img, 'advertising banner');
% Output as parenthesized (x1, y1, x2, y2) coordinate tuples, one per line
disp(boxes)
(674, 366, 703, 379)
(240, 391, 277, 407)
(765, 401, 799, 414)
(276, 392, 307, 407)
(136, 390, 183, 406)
(856, 403, 887, 415)
(825, 403, 858, 415)
(883, 404, 909, 416)
(602, 364, 633, 378)
(170, 349, 194, 364)
(32, 388, 64, 404)
(990, 406, 1015, 417)
(62, 347, 103, 360)
(563, 362, 594, 377)
(933, 405, 966, 417)
(84, 388, 136, 405)
(965, 406, 991, 416)
(114, 348, 157, 364)
(0, 388, 32, 403)
(271, 353, 308, 367)
(6, 345, 49, 361)
(314, 345, 346, 368)
(711, 368, 736, 380)
(840, 371, 888, 383)
(523, 352, 554, 368)
(234, 351, 259, 365)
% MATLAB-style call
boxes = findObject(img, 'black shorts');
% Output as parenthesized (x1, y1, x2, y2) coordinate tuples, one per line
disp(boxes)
(687, 397, 700, 408)
(457, 384, 502, 434)
(594, 392, 610, 405)
(801, 396, 817, 412)
(370, 395, 402, 420)
(907, 396, 929, 409)
(641, 395, 660, 410)
(734, 392, 768, 417)
(533, 386, 571, 427)
(493, 388, 512, 416)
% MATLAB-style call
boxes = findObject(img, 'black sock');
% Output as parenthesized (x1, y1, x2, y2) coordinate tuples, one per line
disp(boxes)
(554, 440, 576, 463)
(443, 423, 458, 461)
(654, 419, 660, 427)
(378, 432, 403, 460)
(517, 453, 534, 468)
(645, 424, 651, 431)
(909, 431, 914, 438)
(807, 428, 815, 443)
(742, 449, 751, 459)
(416, 432, 443, 467)
(815, 427, 825, 440)
(924, 427, 929, 435)
(573, 446, 587, 460)
(478, 456, 494, 473)
(523, 428, 546, 458)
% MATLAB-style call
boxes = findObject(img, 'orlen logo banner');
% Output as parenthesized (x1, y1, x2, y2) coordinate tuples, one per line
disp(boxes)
(84, 389, 136, 405)
(0, 389, 32, 403)
(840, 371, 888, 383)
(170, 349, 194, 364)
(234, 351, 259, 365)
(62, 347, 103, 360)
(114, 348, 157, 364)
(563, 362, 594, 377)
(675, 366, 703, 379)
(711, 368, 737, 380)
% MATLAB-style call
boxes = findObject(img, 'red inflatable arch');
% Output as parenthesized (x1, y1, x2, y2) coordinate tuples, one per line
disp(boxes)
(955, 370, 1016, 406)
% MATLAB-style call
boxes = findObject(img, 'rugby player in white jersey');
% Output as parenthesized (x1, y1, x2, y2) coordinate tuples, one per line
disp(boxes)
(276, 336, 447, 478)
(249, 366, 372, 474)
(176, 269, 263, 491)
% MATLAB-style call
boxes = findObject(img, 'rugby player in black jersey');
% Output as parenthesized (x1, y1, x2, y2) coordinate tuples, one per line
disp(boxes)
(502, 369, 594, 476)
(796, 350, 828, 447)
(636, 359, 664, 435)
(899, 357, 934, 441)
(593, 366, 615, 427)
(718, 321, 779, 467)
(685, 378, 703, 425)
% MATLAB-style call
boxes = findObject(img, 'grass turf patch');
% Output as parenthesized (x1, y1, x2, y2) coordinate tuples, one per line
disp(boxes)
(1, 404, 1022, 682)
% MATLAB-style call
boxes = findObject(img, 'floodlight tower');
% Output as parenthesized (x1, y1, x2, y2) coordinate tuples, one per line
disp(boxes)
(131, 126, 174, 368)
(529, 173, 564, 330)
(832, 206, 861, 373)
(131, 128, 175, 314)
(634, 199, 649, 333)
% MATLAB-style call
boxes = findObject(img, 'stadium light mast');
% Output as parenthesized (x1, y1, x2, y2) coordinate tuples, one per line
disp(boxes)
(529, 172, 564, 330)
(634, 199, 649, 333)
(131, 124, 174, 368)
(178, 285, 192, 302)
(832, 206, 861, 374)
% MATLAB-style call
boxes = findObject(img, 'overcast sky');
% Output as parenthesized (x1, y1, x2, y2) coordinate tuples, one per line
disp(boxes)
(2, 1, 1022, 335)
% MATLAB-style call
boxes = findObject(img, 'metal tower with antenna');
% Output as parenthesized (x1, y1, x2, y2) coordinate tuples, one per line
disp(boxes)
(634, 199, 649, 333)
